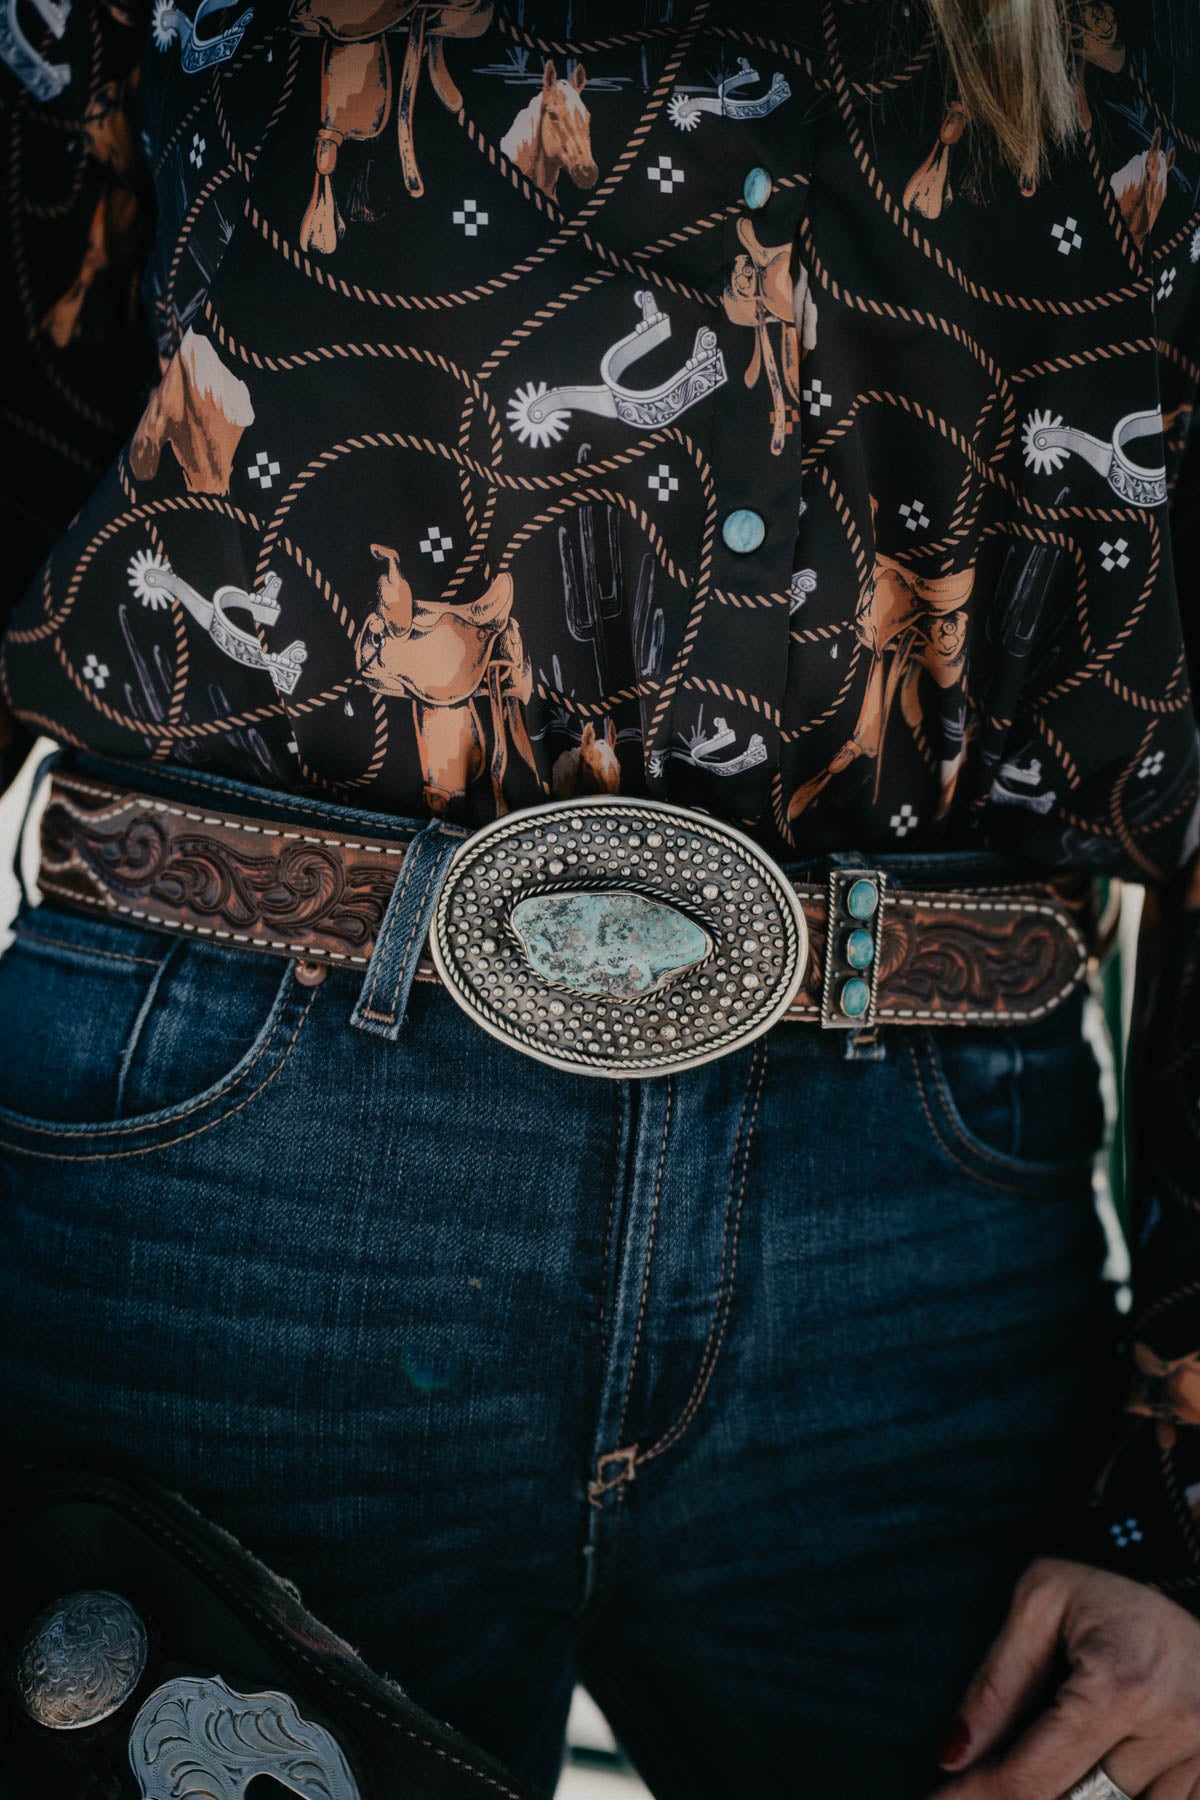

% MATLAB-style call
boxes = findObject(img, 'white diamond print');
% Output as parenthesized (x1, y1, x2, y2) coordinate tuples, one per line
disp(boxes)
(898, 498, 929, 532)
(1158, 265, 1177, 301)
(247, 450, 281, 489)
(83, 653, 109, 689)
(1138, 750, 1165, 780)
(1109, 1517, 1144, 1548)
(1099, 536, 1130, 572)
(647, 463, 680, 502)
(1191, 227, 1200, 264)
(452, 198, 489, 236)
(420, 524, 454, 563)
(189, 131, 206, 168)
(1050, 215, 1083, 255)
(802, 378, 832, 414)
(890, 803, 918, 837)
(648, 155, 685, 195)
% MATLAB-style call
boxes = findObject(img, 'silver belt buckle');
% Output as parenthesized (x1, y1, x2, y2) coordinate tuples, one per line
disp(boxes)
(429, 796, 809, 1078)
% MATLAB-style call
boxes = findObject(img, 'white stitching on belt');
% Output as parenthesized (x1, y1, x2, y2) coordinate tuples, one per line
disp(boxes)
(36, 878, 372, 966)
(49, 777, 406, 860)
(875, 891, 1087, 1024)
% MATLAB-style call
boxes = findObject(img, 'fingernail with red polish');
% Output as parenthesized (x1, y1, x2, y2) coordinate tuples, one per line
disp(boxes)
(936, 1719, 971, 1769)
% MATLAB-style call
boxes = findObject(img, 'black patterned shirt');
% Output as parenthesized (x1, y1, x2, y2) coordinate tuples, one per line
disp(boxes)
(3, 0, 1200, 1613)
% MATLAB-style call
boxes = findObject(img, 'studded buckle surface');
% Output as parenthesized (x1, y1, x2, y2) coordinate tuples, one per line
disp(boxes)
(429, 796, 809, 1078)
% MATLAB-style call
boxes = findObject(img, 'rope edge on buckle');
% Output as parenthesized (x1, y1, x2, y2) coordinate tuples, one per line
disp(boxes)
(428, 797, 811, 1079)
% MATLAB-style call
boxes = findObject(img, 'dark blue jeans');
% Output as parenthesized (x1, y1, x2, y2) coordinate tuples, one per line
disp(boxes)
(0, 770, 1117, 1798)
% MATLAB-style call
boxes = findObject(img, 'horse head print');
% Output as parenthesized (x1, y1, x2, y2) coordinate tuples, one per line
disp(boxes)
(551, 717, 621, 797)
(500, 60, 597, 200)
(129, 329, 255, 496)
(129, 1674, 361, 1800)
(1128, 1342, 1200, 1452)
(1111, 126, 1176, 251)
(355, 545, 540, 813)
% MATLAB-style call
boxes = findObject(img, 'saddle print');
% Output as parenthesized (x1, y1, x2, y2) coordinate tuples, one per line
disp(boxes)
(292, 0, 494, 251)
(355, 547, 540, 814)
(788, 522, 976, 822)
(722, 216, 809, 456)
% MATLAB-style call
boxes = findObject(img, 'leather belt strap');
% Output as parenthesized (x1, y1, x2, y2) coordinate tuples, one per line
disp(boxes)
(36, 771, 1104, 1030)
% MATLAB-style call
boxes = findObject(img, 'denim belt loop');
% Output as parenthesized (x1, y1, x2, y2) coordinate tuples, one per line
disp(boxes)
(12, 745, 67, 909)
(350, 818, 465, 1042)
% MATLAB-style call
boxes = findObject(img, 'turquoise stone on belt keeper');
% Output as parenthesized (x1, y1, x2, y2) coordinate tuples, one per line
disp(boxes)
(510, 891, 712, 1002)
(845, 928, 875, 970)
(846, 877, 879, 921)
(839, 977, 871, 1019)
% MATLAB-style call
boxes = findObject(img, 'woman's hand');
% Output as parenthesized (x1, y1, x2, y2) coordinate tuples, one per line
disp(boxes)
(929, 1558, 1200, 1798)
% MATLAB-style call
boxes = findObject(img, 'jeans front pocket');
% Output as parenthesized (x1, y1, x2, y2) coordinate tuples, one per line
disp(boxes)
(906, 992, 1106, 1197)
(0, 899, 316, 1157)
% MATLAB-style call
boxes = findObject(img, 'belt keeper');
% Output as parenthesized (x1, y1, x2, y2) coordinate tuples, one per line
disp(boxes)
(350, 817, 465, 1042)
(820, 867, 887, 1028)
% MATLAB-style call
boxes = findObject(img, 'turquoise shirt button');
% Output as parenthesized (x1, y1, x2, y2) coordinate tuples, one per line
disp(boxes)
(846, 877, 879, 920)
(845, 928, 875, 969)
(743, 166, 773, 210)
(840, 977, 871, 1019)
(722, 508, 766, 554)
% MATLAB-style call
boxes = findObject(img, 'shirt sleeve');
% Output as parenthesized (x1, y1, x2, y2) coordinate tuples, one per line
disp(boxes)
(1078, 410, 1200, 1612)
(0, 0, 154, 791)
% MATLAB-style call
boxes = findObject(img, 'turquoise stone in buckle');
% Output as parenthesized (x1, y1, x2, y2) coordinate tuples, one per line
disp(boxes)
(428, 796, 810, 1078)
(510, 891, 711, 1001)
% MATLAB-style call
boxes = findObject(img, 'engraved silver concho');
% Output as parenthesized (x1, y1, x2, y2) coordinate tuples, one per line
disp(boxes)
(128, 1674, 361, 1800)
(15, 1589, 148, 1730)
(429, 796, 809, 1077)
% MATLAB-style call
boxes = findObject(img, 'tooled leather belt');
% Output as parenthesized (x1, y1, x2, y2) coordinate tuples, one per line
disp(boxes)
(35, 769, 1110, 1045)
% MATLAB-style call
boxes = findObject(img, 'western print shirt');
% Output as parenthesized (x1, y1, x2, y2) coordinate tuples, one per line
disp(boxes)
(3, 0, 1200, 1612)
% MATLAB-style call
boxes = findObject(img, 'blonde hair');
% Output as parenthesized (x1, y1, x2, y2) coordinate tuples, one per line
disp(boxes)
(926, 0, 1079, 178)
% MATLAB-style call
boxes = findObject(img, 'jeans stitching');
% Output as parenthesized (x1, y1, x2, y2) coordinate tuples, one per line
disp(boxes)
(916, 1031, 1087, 1178)
(382, 850, 444, 1023)
(356, 840, 439, 1022)
(12, 923, 161, 968)
(597, 1091, 626, 1359)
(905, 1038, 1046, 1196)
(919, 1031, 1035, 1173)
(613, 1077, 673, 1449)
(636, 1038, 767, 1468)
(0, 984, 313, 1153)
(114, 938, 181, 1117)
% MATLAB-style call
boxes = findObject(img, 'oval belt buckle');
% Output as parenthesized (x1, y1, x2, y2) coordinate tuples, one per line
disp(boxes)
(429, 796, 809, 1078)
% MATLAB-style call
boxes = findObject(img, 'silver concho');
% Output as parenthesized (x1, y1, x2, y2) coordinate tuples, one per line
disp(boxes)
(429, 796, 809, 1077)
(15, 1589, 148, 1730)
(129, 1674, 361, 1800)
